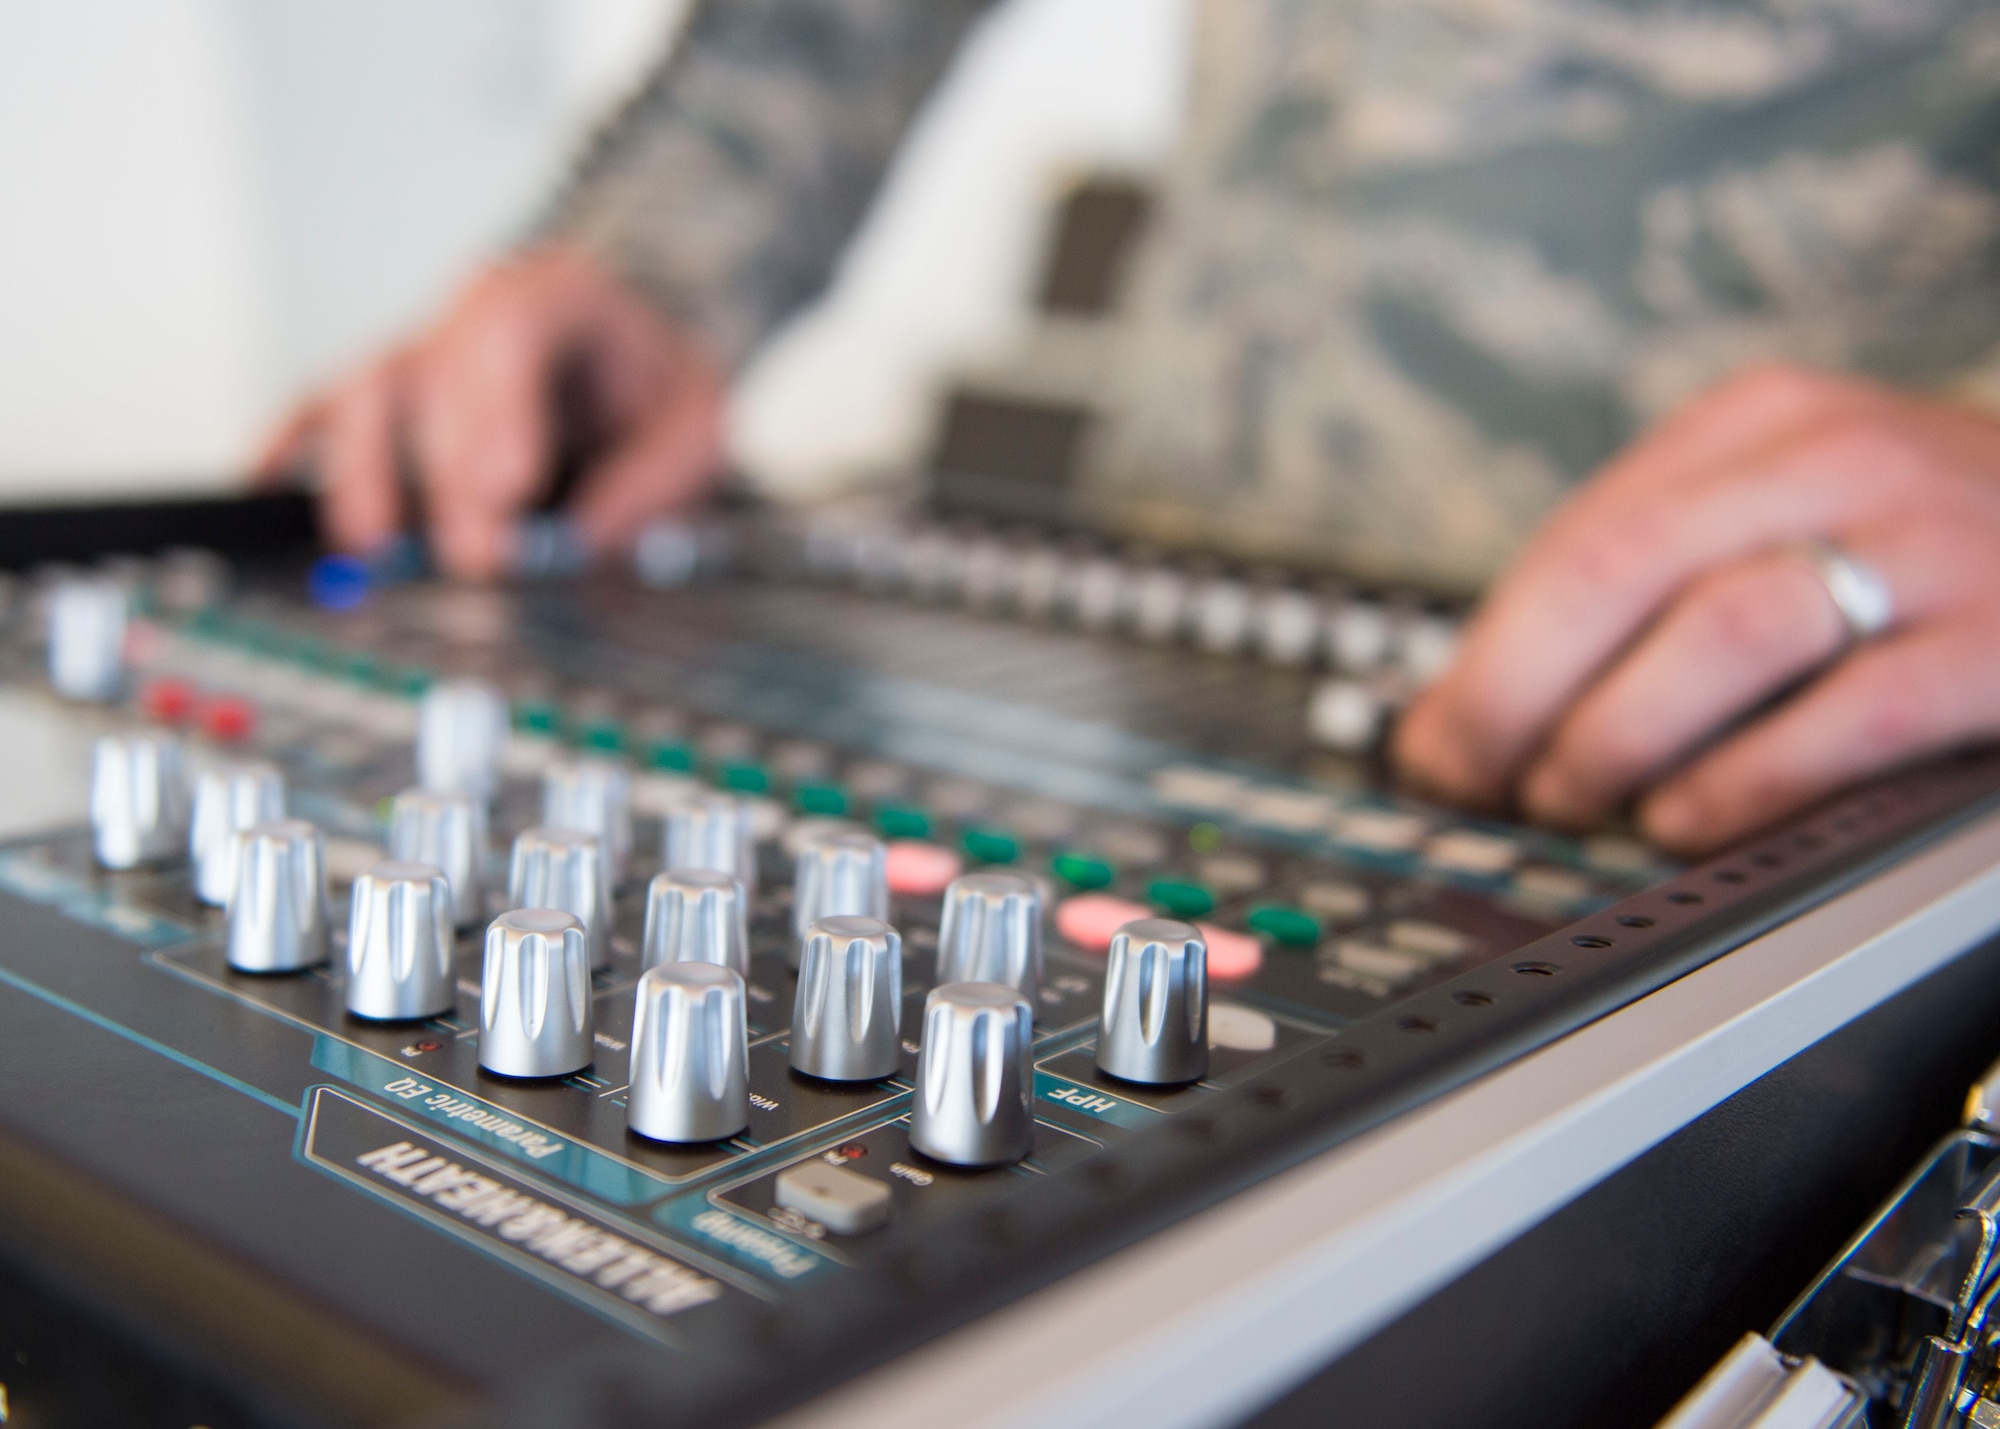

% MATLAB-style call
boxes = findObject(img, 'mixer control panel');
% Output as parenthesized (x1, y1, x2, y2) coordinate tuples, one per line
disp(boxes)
(0, 539, 1987, 1428)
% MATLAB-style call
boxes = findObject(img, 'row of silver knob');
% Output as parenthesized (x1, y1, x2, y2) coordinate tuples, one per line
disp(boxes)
(96, 716, 1211, 1169)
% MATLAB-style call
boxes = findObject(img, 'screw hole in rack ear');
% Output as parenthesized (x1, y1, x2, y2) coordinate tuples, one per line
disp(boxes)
(1397, 1015, 1439, 1033)
(1570, 935, 1613, 949)
(1667, 891, 1703, 905)
(1451, 990, 1493, 1008)
(1713, 869, 1748, 885)
(1249, 1083, 1301, 1111)
(1513, 961, 1562, 977)
(1615, 915, 1654, 928)
(1321, 1048, 1366, 1070)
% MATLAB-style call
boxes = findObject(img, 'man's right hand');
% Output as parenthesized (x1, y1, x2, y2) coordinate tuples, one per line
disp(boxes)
(257, 246, 726, 581)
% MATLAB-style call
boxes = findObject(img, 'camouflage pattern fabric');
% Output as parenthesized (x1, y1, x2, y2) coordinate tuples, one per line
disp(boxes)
(550, 0, 993, 369)
(553, 0, 2000, 591)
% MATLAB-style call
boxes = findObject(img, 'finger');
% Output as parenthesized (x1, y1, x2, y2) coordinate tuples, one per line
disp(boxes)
(408, 270, 564, 580)
(252, 397, 326, 486)
(1517, 548, 1847, 827)
(1398, 408, 1949, 806)
(566, 365, 725, 554)
(1638, 616, 2000, 854)
(317, 356, 409, 556)
(1559, 364, 1873, 520)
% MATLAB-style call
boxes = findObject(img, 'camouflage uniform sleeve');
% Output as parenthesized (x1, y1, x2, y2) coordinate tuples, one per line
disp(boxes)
(542, 0, 995, 369)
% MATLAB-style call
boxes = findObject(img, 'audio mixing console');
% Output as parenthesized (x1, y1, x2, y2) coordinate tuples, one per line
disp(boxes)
(1, 513, 1999, 1428)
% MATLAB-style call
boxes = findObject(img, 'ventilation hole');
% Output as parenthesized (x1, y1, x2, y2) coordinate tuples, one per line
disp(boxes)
(1321, 1048, 1366, 1070)
(1667, 891, 1703, 905)
(1173, 1114, 1228, 1143)
(1571, 934, 1613, 949)
(1084, 1161, 1126, 1194)
(1615, 915, 1655, 929)
(1398, 1015, 1439, 1033)
(1513, 960, 1562, 977)
(1713, 869, 1747, 885)
(1452, 990, 1494, 1008)
(1249, 1083, 1301, 1110)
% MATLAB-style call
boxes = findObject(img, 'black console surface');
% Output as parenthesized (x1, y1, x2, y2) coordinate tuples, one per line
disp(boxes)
(1, 529, 1994, 1427)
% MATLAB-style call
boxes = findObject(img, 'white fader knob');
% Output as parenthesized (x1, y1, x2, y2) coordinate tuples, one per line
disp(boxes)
(91, 732, 188, 870)
(227, 820, 329, 973)
(417, 678, 508, 798)
(542, 757, 633, 885)
(626, 961, 749, 1143)
(48, 577, 127, 702)
(909, 982, 1035, 1168)
(640, 868, 749, 977)
(790, 916, 901, 1082)
(479, 908, 593, 1078)
(508, 826, 613, 971)
(1096, 919, 1208, 1086)
(189, 761, 284, 906)
(935, 871, 1042, 1008)
(345, 861, 456, 1021)
(388, 788, 488, 927)
(790, 827, 888, 944)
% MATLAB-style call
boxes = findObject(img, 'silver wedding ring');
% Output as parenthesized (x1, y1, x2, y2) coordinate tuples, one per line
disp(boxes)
(1790, 538, 1894, 645)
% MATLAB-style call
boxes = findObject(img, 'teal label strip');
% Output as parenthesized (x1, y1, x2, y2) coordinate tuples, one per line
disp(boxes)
(0, 852, 192, 947)
(651, 1197, 833, 1283)
(310, 1036, 669, 1206)
(1034, 1071, 1161, 1130)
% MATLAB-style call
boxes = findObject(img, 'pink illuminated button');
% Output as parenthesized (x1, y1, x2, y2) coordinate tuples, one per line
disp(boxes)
(884, 840, 963, 897)
(1055, 895, 1151, 953)
(1196, 923, 1263, 982)
(200, 695, 256, 743)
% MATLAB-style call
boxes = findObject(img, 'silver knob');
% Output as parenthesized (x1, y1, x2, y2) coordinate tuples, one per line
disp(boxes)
(188, 761, 284, 905)
(417, 678, 508, 798)
(661, 790, 757, 892)
(640, 868, 748, 977)
(935, 871, 1042, 1008)
(345, 861, 456, 1021)
(507, 826, 612, 971)
(542, 756, 633, 885)
(388, 787, 488, 927)
(1306, 677, 1385, 754)
(90, 732, 187, 870)
(1096, 918, 1208, 1086)
(791, 916, 901, 1082)
(227, 819, 329, 973)
(48, 577, 127, 702)
(791, 827, 888, 946)
(909, 982, 1034, 1168)
(478, 908, 594, 1078)
(626, 961, 749, 1143)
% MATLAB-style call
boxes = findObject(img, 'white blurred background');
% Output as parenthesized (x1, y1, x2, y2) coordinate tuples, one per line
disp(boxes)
(0, 0, 1190, 504)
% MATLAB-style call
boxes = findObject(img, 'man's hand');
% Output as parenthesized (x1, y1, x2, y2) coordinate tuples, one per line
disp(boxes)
(257, 247, 725, 580)
(1395, 364, 2000, 856)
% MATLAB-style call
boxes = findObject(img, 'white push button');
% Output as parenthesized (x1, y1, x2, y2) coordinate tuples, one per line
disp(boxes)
(775, 1161, 892, 1235)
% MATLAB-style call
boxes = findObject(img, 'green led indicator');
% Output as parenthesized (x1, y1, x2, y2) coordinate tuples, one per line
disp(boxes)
(1245, 905, 1322, 947)
(1146, 879, 1215, 920)
(961, 828, 1020, 864)
(646, 740, 695, 772)
(875, 806, 932, 840)
(1053, 852, 1115, 890)
(795, 783, 848, 816)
